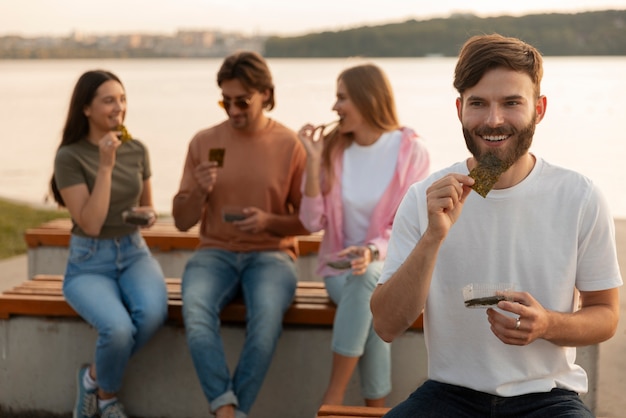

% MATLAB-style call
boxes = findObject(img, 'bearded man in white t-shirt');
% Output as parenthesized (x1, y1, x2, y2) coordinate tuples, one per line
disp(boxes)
(371, 34, 622, 418)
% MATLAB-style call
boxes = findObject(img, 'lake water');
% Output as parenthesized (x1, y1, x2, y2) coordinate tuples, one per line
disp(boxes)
(1, 57, 625, 218)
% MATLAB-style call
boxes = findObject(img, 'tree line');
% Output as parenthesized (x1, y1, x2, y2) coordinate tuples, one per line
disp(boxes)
(264, 10, 626, 57)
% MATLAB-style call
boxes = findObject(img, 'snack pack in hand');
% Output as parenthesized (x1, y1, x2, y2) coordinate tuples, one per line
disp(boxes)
(468, 153, 511, 198)
(116, 125, 133, 142)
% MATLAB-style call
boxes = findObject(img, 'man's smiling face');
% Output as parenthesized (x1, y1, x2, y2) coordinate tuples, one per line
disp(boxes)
(457, 67, 540, 167)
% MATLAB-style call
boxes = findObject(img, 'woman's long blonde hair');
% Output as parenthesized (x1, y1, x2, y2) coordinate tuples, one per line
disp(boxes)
(320, 63, 400, 194)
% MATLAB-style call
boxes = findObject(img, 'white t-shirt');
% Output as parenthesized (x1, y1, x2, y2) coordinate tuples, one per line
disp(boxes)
(380, 156, 622, 396)
(342, 130, 401, 247)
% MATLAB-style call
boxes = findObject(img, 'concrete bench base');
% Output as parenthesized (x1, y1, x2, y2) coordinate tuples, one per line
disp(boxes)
(0, 316, 427, 418)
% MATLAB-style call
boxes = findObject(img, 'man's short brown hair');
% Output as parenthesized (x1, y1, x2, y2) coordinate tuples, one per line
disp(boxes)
(217, 50, 275, 110)
(454, 34, 544, 98)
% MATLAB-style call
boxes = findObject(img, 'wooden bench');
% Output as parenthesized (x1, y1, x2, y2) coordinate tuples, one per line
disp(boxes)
(24, 218, 325, 280)
(317, 404, 391, 417)
(16, 217, 424, 328)
(24, 218, 322, 256)
(0, 274, 423, 329)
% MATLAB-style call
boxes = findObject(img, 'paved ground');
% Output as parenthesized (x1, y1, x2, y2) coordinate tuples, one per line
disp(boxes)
(1, 219, 625, 416)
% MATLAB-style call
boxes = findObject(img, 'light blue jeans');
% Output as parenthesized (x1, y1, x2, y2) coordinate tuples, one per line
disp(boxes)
(181, 249, 298, 416)
(62, 232, 168, 393)
(324, 260, 391, 400)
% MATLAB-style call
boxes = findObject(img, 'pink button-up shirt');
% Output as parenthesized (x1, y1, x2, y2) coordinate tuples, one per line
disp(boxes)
(299, 127, 430, 277)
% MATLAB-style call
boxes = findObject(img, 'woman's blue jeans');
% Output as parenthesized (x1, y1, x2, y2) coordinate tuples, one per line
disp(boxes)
(62, 232, 168, 393)
(324, 260, 391, 399)
(181, 249, 298, 416)
(384, 380, 593, 417)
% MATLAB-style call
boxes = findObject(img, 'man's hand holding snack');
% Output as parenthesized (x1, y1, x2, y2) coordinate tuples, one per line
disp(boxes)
(232, 207, 268, 234)
(426, 173, 474, 240)
(194, 161, 219, 194)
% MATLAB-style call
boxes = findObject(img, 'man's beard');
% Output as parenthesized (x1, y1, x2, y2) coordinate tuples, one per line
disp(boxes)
(463, 117, 536, 168)
(228, 113, 249, 130)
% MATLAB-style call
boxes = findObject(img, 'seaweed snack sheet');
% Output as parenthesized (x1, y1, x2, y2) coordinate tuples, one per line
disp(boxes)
(209, 148, 226, 167)
(462, 282, 515, 308)
(464, 295, 507, 307)
(468, 153, 511, 198)
(116, 125, 133, 142)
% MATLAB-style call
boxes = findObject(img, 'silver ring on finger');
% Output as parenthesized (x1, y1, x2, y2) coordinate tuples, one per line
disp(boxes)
(515, 318, 521, 330)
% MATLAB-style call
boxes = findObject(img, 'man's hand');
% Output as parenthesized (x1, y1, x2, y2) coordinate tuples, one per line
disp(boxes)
(425, 173, 474, 240)
(233, 207, 269, 234)
(488, 287, 620, 347)
(486, 291, 549, 346)
(193, 161, 218, 194)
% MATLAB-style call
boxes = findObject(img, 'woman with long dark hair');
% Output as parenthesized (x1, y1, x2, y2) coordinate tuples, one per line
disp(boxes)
(51, 70, 167, 418)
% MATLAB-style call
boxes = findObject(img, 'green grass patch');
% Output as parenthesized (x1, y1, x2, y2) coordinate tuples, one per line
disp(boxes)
(0, 198, 70, 260)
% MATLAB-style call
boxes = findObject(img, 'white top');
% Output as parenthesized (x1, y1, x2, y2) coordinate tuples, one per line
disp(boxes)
(342, 130, 401, 247)
(380, 157, 622, 396)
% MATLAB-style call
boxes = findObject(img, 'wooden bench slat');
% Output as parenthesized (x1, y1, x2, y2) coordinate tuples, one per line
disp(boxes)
(0, 294, 78, 319)
(317, 404, 391, 417)
(0, 292, 336, 325)
(0, 275, 338, 325)
(0, 289, 333, 307)
(0, 274, 423, 330)
(25, 218, 323, 255)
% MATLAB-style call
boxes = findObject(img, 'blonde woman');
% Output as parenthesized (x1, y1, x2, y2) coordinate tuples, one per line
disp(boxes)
(298, 63, 430, 407)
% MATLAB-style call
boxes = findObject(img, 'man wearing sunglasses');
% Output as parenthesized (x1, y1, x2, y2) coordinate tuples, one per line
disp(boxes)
(172, 51, 308, 418)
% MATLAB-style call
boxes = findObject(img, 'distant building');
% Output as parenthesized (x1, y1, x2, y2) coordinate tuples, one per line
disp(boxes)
(0, 29, 265, 59)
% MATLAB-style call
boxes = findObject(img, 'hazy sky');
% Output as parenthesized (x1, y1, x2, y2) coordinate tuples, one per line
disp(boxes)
(2, 0, 626, 37)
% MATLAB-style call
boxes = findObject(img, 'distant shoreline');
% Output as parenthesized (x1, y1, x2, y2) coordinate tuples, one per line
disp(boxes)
(2, 10, 625, 59)
(0, 195, 59, 210)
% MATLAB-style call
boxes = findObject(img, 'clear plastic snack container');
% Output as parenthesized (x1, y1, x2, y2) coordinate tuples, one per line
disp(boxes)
(463, 282, 515, 308)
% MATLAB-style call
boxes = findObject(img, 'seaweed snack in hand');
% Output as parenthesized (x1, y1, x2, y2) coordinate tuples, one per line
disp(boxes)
(325, 253, 357, 270)
(468, 153, 511, 198)
(209, 148, 226, 167)
(116, 125, 133, 142)
(464, 295, 507, 307)
(321, 120, 340, 137)
(462, 283, 515, 308)
(122, 210, 154, 226)
(222, 205, 247, 222)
